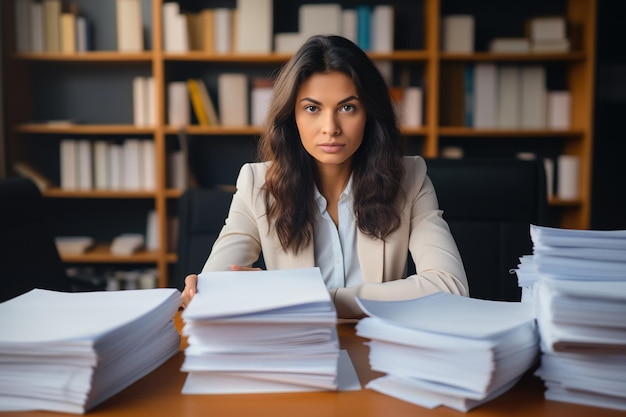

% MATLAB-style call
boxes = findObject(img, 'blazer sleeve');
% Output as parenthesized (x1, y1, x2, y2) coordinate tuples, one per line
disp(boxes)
(201, 163, 264, 272)
(336, 156, 469, 318)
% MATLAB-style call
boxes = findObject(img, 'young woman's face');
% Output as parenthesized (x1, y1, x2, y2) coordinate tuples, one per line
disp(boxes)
(295, 71, 366, 170)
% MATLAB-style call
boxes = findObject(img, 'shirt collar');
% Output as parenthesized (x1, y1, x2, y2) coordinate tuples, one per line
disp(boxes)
(313, 174, 354, 214)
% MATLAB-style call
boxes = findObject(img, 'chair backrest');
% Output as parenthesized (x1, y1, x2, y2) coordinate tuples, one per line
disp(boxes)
(414, 158, 550, 301)
(174, 188, 234, 290)
(0, 177, 69, 302)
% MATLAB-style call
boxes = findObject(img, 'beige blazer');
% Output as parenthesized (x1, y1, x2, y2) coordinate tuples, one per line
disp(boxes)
(203, 155, 469, 318)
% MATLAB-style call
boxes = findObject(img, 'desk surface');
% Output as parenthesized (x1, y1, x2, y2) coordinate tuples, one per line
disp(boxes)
(3, 316, 624, 417)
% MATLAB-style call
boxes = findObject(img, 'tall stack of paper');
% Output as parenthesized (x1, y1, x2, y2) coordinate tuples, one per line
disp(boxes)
(513, 224, 626, 411)
(355, 292, 539, 412)
(180, 268, 359, 393)
(0, 288, 181, 414)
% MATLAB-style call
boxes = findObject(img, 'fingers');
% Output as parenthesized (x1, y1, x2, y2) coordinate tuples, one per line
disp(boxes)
(230, 264, 262, 271)
(180, 274, 198, 309)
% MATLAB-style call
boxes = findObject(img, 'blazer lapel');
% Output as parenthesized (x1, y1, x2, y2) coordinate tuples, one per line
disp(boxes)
(288, 239, 316, 269)
(357, 232, 384, 283)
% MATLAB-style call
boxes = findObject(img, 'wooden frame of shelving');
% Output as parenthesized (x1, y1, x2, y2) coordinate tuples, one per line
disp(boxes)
(1, 0, 596, 289)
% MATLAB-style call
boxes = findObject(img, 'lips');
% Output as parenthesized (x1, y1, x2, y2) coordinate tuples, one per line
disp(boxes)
(318, 143, 345, 153)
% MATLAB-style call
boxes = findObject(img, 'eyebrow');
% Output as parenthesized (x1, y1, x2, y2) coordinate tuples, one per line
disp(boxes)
(299, 95, 360, 106)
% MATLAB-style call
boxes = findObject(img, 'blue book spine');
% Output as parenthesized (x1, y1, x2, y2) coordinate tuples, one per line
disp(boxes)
(464, 65, 474, 127)
(356, 5, 371, 51)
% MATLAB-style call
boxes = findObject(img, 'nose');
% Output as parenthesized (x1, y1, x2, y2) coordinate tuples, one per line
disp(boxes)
(321, 111, 341, 137)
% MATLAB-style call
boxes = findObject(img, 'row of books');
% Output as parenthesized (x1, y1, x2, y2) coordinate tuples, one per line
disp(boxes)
(514, 225, 626, 411)
(167, 75, 270, 127)
(65, 265, 159, 292)
(59, 138, 156, 191)
(162, 1, 395, 55)
(440, 64, 570, 129)
(443, 14, 570, 53)
(14, 0, 92, 53)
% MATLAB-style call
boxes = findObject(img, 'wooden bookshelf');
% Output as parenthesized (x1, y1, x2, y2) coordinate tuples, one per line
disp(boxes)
(1, 0, 596, 288)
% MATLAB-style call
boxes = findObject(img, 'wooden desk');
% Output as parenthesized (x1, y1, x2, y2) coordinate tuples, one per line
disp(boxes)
(3, 317, 623, 417)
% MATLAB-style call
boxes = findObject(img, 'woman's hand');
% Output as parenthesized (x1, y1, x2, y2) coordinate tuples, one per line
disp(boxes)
(180, 274, 198, 309)
(180, 265, 263, 309)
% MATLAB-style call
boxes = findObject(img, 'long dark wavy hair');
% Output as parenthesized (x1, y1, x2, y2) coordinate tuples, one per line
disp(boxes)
(259, 35, 405, 253)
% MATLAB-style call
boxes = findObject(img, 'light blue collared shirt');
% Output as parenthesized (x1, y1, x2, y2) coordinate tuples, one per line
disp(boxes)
(312, 176, 363, 290)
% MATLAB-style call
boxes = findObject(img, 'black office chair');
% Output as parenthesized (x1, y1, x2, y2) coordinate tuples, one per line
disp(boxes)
(0, 177, 69, 302)
(409, 158, 550, 302)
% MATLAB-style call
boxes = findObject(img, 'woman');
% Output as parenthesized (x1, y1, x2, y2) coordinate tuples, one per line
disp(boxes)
(181, 35, 468, 318)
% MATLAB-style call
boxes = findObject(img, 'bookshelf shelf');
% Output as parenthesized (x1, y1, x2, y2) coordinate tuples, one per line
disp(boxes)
(11, 51, 154, 62)
(2, 0, 596, 288)
(61, 244, 160, 263)
(15, 124, 156, 135)
(42, 189, 157, 198)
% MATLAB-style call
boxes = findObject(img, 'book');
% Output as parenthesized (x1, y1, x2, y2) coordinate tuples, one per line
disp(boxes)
(14, 0, 31, 53)
(76, 139, 92, 190)
(162, 1, 188, 52)
(401, 87, 422, 128)
(186, 79, 210, 126)
(107, 141, 124, 190)
(93, 140, 109, 189)
(250, 78, 273, 127)
(43, 0, 61, 53)
(300, 4, 342, 39)
(473, 63, 497, 128)
(489, 37, 530, 53)
(547, 91, 571, 129)
(29, 0, 44, 53)
(235, 0, 273, 53)
(356, 5, 371, 51)
(141, 139, 156, 190)
(0, 288, 181, 413)
(274, 32, 303, 53)
(213, 8, 233, 53)
(123, 138, 142, 190)
(463, 65, 474, 127)
(185, 11, 203, 51)
(341, 9, 358, 44)
(167, 81, 189, 127)
(520, 66, 547, 128)
(60, 12, 76, 53)
(75, 15, 90, 52)
(557, 155, 579, 200)
(442, 15, 474, 53)
(200, 8, 215, 53)
(133, 76, 148, 126)
(497, 65, 521, 128)
(370, 5, 394, 53)
(217, 73, 248, 126)
(59, 139, 78, 190)
(116, 0, 143, 52)
(528, 16, 567, 41)
(196, 78, 219, 125)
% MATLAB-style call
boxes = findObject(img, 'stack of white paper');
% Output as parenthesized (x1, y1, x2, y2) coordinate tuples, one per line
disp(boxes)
(513, 225, 626, 411)
(0, 288, 181, 414)
(180, 268, 360, 394)
(355, 292, 539, 412)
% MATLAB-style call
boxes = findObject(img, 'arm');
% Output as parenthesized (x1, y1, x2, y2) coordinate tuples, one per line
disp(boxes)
(333, 157, 469, 318)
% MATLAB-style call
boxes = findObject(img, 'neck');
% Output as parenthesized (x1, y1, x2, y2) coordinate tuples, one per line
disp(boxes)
(315, 163, 352, 202)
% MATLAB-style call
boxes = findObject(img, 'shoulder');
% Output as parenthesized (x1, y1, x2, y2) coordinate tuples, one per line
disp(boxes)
(401, 155, 428, 184)
(236, 162, 270, 188)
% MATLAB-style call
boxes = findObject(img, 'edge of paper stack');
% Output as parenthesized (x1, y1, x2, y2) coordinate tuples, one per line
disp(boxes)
(355, 292, 540, 412)
(512, 224, 626, 412)
(180, 267, 360, 394)
(0, 287, 182, 413)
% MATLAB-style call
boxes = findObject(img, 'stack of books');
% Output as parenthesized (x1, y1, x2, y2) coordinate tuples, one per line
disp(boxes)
(355, 292, 539, 411)
(513, 224, 626, 411)
(0, 288, 181, 413)
(180, 267, 359, 393)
